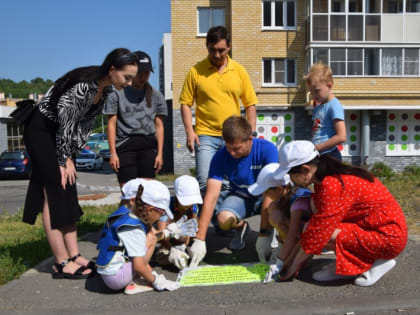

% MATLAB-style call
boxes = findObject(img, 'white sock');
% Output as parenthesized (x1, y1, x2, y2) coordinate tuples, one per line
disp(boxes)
(354, 259, 396, 287)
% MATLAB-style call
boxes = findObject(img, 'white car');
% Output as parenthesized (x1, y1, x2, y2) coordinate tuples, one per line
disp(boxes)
(76, 152, 103, 171)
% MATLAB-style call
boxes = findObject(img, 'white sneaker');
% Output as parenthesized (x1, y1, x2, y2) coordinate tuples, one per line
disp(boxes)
(354, 259, 396, 287)
(124, 278, 153, 295)
(312, 261, 356, 282)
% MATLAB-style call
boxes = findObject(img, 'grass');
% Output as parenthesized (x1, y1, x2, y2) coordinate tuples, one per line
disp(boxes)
(0, 204, 116, 285)
(0, 172, 418, 285)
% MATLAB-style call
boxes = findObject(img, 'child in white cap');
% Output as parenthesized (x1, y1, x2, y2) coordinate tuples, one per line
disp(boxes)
(155, 175, 203, 270)
(96, 179, 197, 294)
(248, 163, 312, 283)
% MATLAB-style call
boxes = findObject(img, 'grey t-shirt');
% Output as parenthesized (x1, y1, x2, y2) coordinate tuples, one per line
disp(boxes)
(103, 85, 167, 146)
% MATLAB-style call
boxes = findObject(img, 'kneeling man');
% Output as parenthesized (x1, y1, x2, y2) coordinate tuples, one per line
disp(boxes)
(188, 116, 279, 267)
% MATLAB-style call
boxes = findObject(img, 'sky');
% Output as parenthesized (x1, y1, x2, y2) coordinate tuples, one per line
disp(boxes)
(0, 0, 171, 88)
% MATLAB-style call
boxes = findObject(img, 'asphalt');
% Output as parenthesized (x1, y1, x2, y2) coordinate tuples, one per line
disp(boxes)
(1, 176, 419, 315)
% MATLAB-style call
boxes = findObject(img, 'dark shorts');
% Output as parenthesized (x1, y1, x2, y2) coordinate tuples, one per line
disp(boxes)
(321, 147, 342, 161)
(116, 135, 157, 183)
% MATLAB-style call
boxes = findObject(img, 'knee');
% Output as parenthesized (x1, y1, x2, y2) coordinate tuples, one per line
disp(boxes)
(217, 211, 237, 231)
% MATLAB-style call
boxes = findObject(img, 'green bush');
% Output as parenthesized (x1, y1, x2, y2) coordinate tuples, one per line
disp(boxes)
(403, 164, 420, 176)
(370, 162, 395, 179)
(190, 167, 196, 176)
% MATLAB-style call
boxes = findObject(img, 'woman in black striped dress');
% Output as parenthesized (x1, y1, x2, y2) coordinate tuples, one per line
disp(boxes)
(23, 48, 138, 279)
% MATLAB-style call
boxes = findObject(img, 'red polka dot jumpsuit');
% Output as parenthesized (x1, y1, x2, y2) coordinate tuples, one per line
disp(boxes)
(300, 175, 407, 275)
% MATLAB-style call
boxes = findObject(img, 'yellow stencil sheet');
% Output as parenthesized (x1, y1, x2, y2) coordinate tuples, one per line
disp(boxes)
(177, 263, 269, 287)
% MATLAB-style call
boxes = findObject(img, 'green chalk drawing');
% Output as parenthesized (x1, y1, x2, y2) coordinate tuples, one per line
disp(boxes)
(178, 263, 269, 287)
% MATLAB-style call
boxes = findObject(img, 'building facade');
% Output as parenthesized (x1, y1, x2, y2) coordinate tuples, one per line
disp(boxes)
(170, 0, 420, 174)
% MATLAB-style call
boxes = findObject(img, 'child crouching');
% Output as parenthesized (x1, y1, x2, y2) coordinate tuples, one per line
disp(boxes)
(96, 179, 197, 293)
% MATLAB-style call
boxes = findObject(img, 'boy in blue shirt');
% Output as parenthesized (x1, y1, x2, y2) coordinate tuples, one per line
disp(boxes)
(188, 116, 279, 267)
(304, 63, 346, 160)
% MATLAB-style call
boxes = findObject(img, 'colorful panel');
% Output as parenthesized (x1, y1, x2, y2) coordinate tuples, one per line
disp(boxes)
(341, 111, 361, 157)
(255, 112, 294, 149)
(386, 110, 420, 156)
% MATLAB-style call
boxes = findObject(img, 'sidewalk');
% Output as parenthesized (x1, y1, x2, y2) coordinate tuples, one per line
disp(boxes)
(0, 204, 419, 314)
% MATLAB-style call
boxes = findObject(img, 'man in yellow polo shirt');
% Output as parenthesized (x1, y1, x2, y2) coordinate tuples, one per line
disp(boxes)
(180, 26, 258, 193)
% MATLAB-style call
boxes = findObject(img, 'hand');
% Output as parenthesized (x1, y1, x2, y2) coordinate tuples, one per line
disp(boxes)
(188, 238, 206, 268)
(186, 131, 200, 153)
(263, 259, 284, 284)
(255, 235, 273, 264)
(151, 271, 180, 291)
(154, 153, 163, 173)
(59, 158, 77, 190)
(109, 153, 120, 172)
(168, 244, 190, 270)
(162, 216, 198, 239)
(280, 261, 302, 282)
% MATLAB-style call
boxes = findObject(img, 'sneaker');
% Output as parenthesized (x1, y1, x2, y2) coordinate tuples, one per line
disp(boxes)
(124, 278, 153, 295)
(228, 221, 250, 250)
(312, 261, 356, 282)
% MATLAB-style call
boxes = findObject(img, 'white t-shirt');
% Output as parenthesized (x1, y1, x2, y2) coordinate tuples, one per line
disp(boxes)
(97, 218, 147, 276)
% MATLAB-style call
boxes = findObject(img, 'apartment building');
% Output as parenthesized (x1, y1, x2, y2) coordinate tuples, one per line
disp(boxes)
(170, 0, 420, 174)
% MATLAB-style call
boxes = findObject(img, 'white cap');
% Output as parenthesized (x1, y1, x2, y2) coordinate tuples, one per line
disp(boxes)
(248, 163, 291, 196)
(174, 175, 203, 206)
(121, 178, 147, 200)
(121, 179, 173, 219)
(273, 141, 320, 180)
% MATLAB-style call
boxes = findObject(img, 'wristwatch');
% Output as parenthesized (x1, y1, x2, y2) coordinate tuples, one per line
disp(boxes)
(252, 131, 258, 137)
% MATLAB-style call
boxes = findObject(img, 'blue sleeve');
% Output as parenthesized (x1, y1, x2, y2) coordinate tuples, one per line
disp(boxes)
(330, 99, 344, 121)
(263, 141, 279, 164)
(208, 150, 225, 181)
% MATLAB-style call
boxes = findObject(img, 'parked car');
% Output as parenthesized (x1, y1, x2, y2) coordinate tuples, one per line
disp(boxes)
(75, 151, 103, 171)
(0, 151, 31, 179)
(98, 149, 111, 161)
(85, 133, 109, 153)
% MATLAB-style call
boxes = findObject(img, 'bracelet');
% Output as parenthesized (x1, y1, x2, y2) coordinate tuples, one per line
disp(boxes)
(259, 228, 272, 236)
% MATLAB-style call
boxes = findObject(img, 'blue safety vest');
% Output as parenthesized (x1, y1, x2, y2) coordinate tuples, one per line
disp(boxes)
(96, 205, 148, 268)
(290, 188, 312, 205)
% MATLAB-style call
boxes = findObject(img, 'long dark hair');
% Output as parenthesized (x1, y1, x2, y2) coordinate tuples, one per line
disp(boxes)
(49, 48, 137, 107)
(289, 155, 375, 187)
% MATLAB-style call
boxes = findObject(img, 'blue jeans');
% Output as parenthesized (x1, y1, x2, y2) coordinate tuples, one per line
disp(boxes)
(195, 135, 225, 192)
(215, 192, 262, 221)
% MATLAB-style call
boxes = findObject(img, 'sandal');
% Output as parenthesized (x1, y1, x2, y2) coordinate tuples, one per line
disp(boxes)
(52, 259, 90, 280)
(69, 253, 97, 274)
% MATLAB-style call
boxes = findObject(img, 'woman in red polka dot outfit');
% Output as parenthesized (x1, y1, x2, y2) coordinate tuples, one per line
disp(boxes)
(273, 140, 407, 286)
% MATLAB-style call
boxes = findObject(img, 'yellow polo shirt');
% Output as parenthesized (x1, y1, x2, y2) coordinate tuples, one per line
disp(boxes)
(179, 56, 258, 136)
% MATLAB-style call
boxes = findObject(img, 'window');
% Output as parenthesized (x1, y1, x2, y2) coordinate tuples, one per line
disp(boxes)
(262, 0, 296, 29)
(382, 49, 402, 75)
(331, 49, 346, 75)
(313, 0, 328, 12)
(348, 15, 363, 41)
(366, 0, 381, 13)
(331, 0, 346, 12)
(348, 49, 363, 75)
(263, 58, 296, 85)
(311, 47, 420, 77)
(197, 7, 225, 35)
(364, 48, 380, 75)
(383, 0, 403, 13)
(7, 122, 25, 151)
(349, 0, 363, 12)
(365, 15, 381, 41)
(313, 15, 328, 40)
(406, 0, 420, 12)
(404, 49, 419, 75)
(330, 15, 346, 40)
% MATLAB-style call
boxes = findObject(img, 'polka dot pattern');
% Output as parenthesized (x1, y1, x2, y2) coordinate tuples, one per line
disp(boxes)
(300, 175, 407, 275)
(255, 112, 294, 147)
(386, 110, 420, 155)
